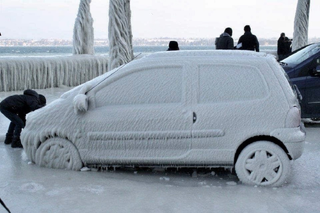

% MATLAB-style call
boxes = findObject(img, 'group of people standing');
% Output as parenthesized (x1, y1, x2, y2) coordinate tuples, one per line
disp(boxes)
(167, 25, 260, 52)
(216, 25, 260, 52)
(167, 25, 259, 52)
(168, 25, 292, 62)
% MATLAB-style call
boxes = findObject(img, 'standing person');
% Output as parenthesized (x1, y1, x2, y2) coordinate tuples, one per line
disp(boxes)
(277, 33, 286, 61)
(216, 27, 234, 50)
(284, 37, 292, 57)
(167, 41, 179, 51)
(0, 89, 46, 148)
(237, 25, 259, 52)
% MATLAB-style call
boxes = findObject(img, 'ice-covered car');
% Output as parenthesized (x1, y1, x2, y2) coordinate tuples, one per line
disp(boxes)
(21, 50, 305, 186)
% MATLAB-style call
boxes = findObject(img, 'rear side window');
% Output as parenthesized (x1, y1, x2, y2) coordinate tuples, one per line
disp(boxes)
(198, 64, 268, 103)
(95, 66, 183, 106)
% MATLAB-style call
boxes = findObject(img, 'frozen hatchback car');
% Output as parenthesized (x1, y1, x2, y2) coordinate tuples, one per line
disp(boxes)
(21, 50, 305, 186)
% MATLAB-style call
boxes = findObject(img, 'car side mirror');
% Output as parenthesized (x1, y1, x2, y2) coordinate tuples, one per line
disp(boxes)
(73, 94, 88, 114)
(313, 65, 320, 76)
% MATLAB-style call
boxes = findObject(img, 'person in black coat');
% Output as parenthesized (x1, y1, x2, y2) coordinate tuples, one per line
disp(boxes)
(0, 89, 46, 148)
(284, 37, 292, 57)
(216, 27, 234, 50)
(237, 25, 259, 52)
(277, 33, 292, 61)
(277, 33, 286, 61)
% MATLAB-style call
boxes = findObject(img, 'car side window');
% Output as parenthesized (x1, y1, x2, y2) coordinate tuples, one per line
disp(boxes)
(95, 66, 183, 107)
(198, 64, 268, 103)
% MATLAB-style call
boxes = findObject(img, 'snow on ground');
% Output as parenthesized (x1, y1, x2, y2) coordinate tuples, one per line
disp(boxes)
(1, 87, 320, 213)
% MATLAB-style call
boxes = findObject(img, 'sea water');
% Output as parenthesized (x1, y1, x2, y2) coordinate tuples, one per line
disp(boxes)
(0, 46, 276, 57)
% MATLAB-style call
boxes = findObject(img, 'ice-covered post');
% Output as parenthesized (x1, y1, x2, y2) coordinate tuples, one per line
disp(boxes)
(108, 0, 134, 71)
(73, 0, 95, 55)
(292, 0, 311, 51)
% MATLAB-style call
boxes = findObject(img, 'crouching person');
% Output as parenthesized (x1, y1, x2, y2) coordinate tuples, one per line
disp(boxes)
(0, 89, 46, 148)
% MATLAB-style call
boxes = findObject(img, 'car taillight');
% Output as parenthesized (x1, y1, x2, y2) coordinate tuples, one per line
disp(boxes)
(286, 107, 301, 127)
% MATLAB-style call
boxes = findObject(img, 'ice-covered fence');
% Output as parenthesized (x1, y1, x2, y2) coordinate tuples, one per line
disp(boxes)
(0, 55, 108, 92)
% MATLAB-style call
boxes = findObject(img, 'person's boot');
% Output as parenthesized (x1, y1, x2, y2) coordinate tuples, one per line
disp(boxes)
(11, 136, 23, 148)
(4, 133, 13, 145)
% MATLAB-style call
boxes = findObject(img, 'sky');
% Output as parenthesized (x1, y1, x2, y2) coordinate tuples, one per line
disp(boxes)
(1, 0, 320, 40)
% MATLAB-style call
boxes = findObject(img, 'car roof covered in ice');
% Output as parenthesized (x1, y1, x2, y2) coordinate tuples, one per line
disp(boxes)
(61, 50, 275, 98)
(142, 50, 270, 60)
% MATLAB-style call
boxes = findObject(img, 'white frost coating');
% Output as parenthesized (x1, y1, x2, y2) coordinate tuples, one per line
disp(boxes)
(35, 138, 83, 170)
(0, 55, 108, 92)
(73, 94, 88, 113)
(21, 50, 305, 186)
(292, 0, 310, 51)
(108, 0, 134, 70)
(73, 0, 95, 55)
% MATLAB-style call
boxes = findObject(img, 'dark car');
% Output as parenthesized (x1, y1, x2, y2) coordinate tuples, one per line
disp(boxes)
(280, 43, 320, 119)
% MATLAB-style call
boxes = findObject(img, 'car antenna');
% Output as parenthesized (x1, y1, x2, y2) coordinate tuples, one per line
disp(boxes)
(85, 53, 142, 95)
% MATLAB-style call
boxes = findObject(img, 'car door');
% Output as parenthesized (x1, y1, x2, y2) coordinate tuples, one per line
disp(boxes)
(190, 61, 270, 164)
(300, 57, 320, 118)
(290, 56, 320, 118)
(80, 63, 194, 164)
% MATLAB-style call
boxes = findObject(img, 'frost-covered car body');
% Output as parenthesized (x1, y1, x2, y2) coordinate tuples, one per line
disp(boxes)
(22, 50, 305, 186)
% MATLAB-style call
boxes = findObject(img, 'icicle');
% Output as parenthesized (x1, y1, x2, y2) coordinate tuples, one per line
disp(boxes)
(0, 55, 108, 92)
(292, 0, 310, 51)
(73, 0, 95, 55)
(108, 0, 134, 71)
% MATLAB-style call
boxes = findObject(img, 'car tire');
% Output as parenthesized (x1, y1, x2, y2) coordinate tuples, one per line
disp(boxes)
(235, 141, 291, 186)
(35, 138, 83, 170)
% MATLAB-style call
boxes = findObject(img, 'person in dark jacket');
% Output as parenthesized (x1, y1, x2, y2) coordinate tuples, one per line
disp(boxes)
(277, 33, 286, 61)
(277, 33, 292, 61)
(237, 25, 259, 52)
(284, 37, 292, 56)
(216, 27, 234, 50)
(167, 41, 179, 51)
(0, 89, 46, 148)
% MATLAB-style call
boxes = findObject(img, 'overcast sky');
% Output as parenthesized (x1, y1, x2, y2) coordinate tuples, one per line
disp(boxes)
(1, 0, 320, 40)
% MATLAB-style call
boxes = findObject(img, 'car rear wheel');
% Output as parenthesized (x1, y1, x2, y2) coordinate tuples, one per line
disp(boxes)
(35, 138, 83, 170)
(235, 141, 290, 186)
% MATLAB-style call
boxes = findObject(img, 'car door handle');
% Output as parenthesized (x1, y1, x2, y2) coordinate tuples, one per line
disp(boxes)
(193, 112, 197, 123)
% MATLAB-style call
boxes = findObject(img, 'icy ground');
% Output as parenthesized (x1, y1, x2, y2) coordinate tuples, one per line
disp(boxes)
(1, 87, 320, 213)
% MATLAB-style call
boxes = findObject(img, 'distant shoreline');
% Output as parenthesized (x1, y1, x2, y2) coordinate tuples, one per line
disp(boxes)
(0, 45, 277, 58)
(1, 37, 319, 47)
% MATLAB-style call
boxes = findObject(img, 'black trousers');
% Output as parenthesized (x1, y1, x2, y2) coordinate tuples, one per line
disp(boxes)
(0, 104, 25, 137)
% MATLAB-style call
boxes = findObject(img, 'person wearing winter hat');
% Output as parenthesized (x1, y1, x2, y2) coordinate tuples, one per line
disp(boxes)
(0, 89, 46, 148)
(167, 41, 179, 51)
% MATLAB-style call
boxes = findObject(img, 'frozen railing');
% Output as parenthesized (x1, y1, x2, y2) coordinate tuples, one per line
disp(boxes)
(0, 55, 108, 92)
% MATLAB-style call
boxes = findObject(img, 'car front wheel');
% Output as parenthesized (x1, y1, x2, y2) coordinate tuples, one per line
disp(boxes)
(235, 141, 291, 186)
(35, 138, 83, 170)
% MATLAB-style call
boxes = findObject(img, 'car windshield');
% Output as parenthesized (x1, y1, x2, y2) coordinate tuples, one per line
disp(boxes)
(281, 43, 320, 66)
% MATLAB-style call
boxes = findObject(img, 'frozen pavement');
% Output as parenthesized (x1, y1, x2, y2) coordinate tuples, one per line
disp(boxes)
(0, 126, 319, 213)
(1, 88, 320, 212)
